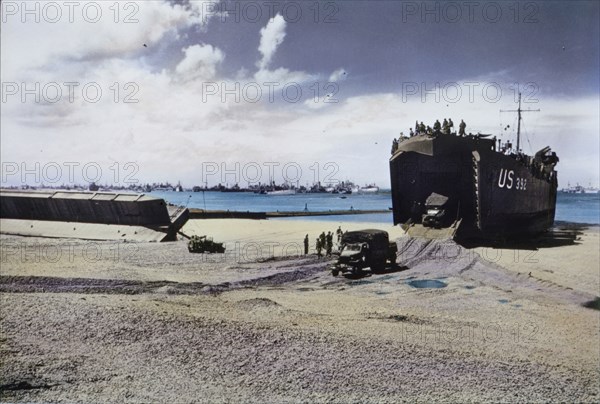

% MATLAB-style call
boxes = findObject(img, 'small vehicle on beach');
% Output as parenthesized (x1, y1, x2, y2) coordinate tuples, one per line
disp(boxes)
(188, 235, 225, 253)
(331, 229, 398, 276)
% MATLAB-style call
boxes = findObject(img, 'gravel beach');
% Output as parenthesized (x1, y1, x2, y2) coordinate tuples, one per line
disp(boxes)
(1, 219, 599, 402)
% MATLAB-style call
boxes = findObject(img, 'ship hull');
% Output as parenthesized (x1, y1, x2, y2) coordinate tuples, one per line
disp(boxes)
(389, 134, 557, 239)
(472, 149, 556, 236)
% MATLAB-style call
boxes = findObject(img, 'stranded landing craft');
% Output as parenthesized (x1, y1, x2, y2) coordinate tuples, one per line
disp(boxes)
(390, 94, 558, 240)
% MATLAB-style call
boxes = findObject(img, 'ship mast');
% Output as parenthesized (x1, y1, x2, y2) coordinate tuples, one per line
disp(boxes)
(500, 92, 540, 152)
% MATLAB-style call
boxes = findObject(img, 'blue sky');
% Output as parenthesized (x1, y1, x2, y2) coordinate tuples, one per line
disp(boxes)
(1, 0, 599, 188)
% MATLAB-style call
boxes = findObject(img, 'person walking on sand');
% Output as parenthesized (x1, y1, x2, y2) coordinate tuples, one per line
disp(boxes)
(303, 234, 309, 255)
(316, 237, 323, 257)
(326, 232, 333, 256)
(319, 232, 327, 256)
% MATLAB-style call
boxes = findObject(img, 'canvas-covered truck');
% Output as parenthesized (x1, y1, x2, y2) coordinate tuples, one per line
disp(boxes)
(331, 229, 398, 276)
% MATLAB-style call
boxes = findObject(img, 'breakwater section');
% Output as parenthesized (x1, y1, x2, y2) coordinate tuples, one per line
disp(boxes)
(188, 208, 389, 219)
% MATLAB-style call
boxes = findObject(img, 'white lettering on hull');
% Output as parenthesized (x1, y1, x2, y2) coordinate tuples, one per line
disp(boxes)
(498, 169, 527, 190)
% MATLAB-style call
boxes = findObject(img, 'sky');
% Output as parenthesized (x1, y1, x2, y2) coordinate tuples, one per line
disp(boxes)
(1, 0, 599, 188)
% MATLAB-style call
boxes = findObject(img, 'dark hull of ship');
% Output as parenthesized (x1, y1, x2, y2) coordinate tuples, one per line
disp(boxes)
(389, 134, 557, 239)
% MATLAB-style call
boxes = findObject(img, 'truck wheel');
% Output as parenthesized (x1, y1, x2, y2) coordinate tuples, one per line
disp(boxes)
(332, 269, 339, 277)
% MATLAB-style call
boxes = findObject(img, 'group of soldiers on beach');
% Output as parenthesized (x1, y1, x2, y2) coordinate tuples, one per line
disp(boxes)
(304, 226, 344, 257)
(391, 118, 467, 154)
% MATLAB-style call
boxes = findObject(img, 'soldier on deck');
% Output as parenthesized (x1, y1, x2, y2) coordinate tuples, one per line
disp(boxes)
(419, 121, 426, 133)
(415, 121, 420, 134)
(391, 138, 398, 154)
(433, 119, 441, 132)
(448, 118, 454, 133)
(458, 119, 466, 136)
(409, 128, 414, 137)
(442, 118, 448, 133)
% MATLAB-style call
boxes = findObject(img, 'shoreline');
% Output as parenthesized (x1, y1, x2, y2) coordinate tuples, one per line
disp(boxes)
(1, 219, 598, 402)
(188, 208, 391, 220)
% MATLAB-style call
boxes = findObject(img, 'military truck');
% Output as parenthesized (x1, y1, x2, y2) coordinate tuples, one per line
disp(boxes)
(331, 229, 398, 276)
(422, 192, 450, 228)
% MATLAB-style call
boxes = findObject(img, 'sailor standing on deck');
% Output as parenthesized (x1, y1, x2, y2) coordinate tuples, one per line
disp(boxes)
(448, 118, 454, 133)
(433, 119, 441, 132)
(459, 119, 466, 136)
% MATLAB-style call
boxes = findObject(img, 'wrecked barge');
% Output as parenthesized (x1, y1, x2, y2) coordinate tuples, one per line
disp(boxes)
(0, 189, 189, 242)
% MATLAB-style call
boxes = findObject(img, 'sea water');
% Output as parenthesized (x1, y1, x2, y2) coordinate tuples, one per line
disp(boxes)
(151, 191, 600, 225)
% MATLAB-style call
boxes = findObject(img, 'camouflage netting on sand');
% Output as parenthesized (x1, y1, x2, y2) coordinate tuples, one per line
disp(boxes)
(394, 237, 595, 306)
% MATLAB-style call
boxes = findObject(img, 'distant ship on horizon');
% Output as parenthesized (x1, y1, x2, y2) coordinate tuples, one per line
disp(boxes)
(357, 184, 380, 194)
(560, 183, 600, 194)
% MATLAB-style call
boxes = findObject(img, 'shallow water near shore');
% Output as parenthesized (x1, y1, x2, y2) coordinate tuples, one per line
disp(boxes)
(152, 190, 600, 225)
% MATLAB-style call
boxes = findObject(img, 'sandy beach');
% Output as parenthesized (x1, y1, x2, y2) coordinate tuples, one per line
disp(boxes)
(1, 218, 599, 402)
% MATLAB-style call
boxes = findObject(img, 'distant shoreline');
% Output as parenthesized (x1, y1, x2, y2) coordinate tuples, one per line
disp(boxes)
(188, 208, 390, 219)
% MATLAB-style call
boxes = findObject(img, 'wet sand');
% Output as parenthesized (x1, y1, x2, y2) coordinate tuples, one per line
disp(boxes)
(1, 219, 599, 402)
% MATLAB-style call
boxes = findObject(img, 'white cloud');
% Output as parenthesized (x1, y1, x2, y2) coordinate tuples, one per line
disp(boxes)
(1, 4, 597, 190)
(0, 1, 206, 80)
(329, 68, 347, 82)
(252, 15, 312, 92)
(257, 14, 286, 71)
(175, 44, 224, 81)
